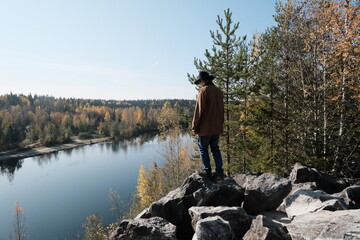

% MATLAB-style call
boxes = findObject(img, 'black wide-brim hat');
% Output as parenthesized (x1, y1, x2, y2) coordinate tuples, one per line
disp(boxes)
(194, 71, 215, 84)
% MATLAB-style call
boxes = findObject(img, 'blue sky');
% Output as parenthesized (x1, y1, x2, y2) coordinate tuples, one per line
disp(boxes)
(0, 0, 278, 100)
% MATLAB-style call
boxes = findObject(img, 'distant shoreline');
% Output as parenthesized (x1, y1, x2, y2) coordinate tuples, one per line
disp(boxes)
(0, 137, 112, 162)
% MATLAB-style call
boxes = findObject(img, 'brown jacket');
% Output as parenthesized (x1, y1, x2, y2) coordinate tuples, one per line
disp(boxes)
(192, 84, 224, 136)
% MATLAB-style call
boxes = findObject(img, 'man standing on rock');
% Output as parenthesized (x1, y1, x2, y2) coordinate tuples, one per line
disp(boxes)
(192, 71, 225, 180)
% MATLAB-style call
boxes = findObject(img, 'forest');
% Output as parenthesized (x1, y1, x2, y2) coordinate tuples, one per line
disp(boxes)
(1, 0, 359, 180)
(127, 0, 360, 225)
(0, 93, 195, 150)
(185, 0, 359, 178)
(5, 0, 360, 239)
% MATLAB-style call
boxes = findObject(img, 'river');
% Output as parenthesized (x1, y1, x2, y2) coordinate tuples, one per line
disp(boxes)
(0, 133, 193, 240)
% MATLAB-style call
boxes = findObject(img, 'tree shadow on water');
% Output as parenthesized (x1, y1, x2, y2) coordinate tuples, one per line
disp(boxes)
(0, 158, 23, 182)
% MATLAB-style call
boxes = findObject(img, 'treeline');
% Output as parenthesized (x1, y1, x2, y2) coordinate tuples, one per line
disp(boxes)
(0, 93, 195, 150)
(190, 0, 359, 177)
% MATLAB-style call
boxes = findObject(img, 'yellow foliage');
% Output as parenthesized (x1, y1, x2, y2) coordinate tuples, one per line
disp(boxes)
(134, 107, 143, 123)
(104, 111, 111, 122)
(147, 164, 166, 201)
(121, 109, 129, 122)
(14, 201, 24, 215)
(82, 213, 106, 240)
(136, 165, 152, 208)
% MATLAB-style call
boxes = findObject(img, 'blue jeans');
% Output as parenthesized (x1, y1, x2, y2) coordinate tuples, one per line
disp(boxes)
(198, 135, 223, 174)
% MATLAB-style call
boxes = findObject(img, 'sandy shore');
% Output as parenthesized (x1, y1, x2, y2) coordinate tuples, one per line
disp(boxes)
(0, 137, 112, 161)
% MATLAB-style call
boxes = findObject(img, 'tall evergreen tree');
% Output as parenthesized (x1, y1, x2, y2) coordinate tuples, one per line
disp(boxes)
(189, 9, 249, 172)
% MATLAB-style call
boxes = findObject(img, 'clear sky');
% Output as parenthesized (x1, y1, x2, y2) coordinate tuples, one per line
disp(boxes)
(0, 0, 278, 101)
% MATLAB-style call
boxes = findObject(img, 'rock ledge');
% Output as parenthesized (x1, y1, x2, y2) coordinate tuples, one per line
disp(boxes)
(110, 163, 360, 240)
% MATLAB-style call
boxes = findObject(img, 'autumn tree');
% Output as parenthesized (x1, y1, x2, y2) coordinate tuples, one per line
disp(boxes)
(9, 202, 26, 240)
(146, 163, 166, 201)
(160, 132, 194, 191)
(249, 0, 360, 176)
(61, 113, 73, 141)
(132, 118, 195, 217)
(317, 0, 360, 175)
(136, 165, 152, 209)
(157, 101, 180, 135)
(82, 213, 106, 240)
(0, 93, 194, 151)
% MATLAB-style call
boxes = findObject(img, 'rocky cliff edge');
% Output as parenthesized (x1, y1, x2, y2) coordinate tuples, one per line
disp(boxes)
(109, 163, 360, 240)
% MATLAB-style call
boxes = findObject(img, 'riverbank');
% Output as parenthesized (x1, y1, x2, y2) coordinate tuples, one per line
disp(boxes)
(0, 137, 112, 161)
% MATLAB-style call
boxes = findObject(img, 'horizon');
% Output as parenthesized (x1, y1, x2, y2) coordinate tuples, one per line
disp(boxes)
(0, 91, 196, 102)
(0, 0, 278, 101)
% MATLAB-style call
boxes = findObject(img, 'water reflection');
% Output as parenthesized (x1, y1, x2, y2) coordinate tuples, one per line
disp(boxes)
(108, 132, 158, 153)
(64, 148, 74, 156)
(0, 158, 23, 182)
(0, 132, 192, 240)
(0, 132, 158, 181)
(137, 132, 158, 145)
(33, 151, 60, 166)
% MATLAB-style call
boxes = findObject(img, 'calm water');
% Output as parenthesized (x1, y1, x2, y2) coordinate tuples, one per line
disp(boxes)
(0, 134, 191, 240)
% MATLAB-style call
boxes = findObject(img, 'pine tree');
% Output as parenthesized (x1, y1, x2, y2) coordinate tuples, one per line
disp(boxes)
(189, 9, 249, 173)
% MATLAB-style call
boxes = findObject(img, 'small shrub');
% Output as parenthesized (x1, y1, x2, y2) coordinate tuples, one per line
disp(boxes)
(78, 132, 93, 140)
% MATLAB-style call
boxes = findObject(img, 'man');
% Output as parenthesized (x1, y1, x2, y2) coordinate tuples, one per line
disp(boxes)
(192, 71, 225, 180)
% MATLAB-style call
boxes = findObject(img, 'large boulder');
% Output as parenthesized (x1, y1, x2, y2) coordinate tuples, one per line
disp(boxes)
(232, 173, 248, 188)
(286, 209, 360, 240)
(188, 206, 251, 239)
(192, 216, 235, 240)
(337, 185, 360, 209)
(289, 162, 318, 183)
(243, 215, 291, 240)
(148, 173, 244, 240)
(109, 217, 177, 240)
(282, 189, 347, 219)
(290, 162, 347, 194)
(242, 173, 292, 215)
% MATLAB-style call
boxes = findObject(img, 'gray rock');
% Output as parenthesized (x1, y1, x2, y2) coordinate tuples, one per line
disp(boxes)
(277, 182, 319, 212)
(290, 162, 319, 183)
(319, 198, 348, 211)
(232, 173, 249, 188)
(338, 185, 360, 209)
(243, 215, 291, 240)
(283, 189, 347, 219)
(289, 162, 347, 194)
(242, 173, 292, 215)
(344, 231, 360, 239)
(192, 216, 235, 240)
(188, 206, 251, 239)
(149, 173, 244, 240)
(111, 170, 358, 240)
(134, 208, 151, 219)
(286, 209, 360, 240)
(261, 211, 292, 225)
(109, 217, 177, 240)
(276, 202, 287, 212)
(194, 178, 244, 207)
(291, 181, 319, 192)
